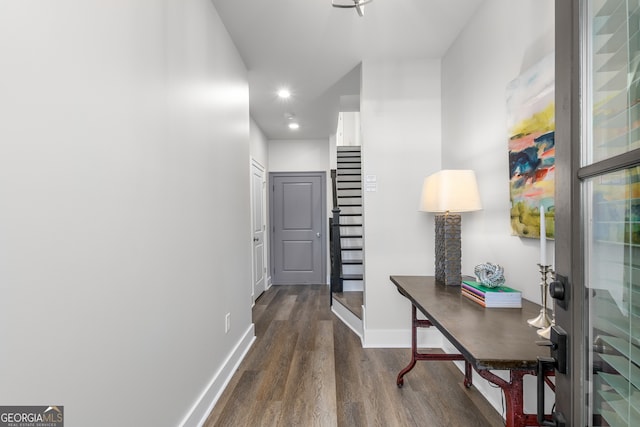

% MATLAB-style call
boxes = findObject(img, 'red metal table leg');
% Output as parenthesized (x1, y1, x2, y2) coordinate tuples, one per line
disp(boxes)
(397, 304, 419, 387)
(397, 304, 467, 388)
(464, 360, 473, 388)
(477, 369, 528, 427)
(477, 369, 554, 427)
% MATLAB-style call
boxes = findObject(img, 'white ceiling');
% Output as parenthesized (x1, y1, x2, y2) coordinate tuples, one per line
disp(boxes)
(212, 0, 484, 140)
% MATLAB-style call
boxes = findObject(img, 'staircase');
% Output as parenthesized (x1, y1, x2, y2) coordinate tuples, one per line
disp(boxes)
(330, 145, 364, 339)
(336, 146, 363, 292)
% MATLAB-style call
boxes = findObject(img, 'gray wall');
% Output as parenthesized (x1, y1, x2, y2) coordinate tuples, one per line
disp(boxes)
(0, 1, 253, 425)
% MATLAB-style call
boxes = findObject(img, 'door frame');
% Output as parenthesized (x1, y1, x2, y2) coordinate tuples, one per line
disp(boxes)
(251, 158, 267, 303)
(269, 171, 327, 285)
(554, 0, 583, 423)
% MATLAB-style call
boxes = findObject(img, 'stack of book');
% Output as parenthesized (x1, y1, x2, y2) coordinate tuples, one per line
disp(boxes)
(461, 280, 522, 308)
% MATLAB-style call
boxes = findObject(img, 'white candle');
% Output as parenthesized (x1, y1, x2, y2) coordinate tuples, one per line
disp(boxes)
(540, 203, 547, 265)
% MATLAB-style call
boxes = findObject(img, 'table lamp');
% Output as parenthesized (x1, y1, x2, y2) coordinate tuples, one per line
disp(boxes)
(419, 170, 482, 286)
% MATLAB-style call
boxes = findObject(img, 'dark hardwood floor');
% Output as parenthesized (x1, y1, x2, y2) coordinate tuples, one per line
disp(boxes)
(204, 285, 504, 427)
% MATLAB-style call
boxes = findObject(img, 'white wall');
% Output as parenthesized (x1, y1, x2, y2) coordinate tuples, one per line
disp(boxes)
(0, 1, 253, 426)
(250, 117, 269, 168)
(441, 0, 555, 416)
(336, 112, 361, 147)
(268, 139, 330, 172)
(442, 0, 555, 305)
(360, 58, 443, 347)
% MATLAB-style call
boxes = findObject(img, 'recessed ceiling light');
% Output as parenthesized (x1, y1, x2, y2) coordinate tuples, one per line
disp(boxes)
(288, 122, 300, 130)
(277, 89, 291, 99)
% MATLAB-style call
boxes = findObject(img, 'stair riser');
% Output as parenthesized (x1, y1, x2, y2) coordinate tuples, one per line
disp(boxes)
(342, 264, 363, 275)
(339, 217, 362, 225)
(338, 197, 362, 205)
(342, 280, 364, 292)
(337, 176, 361, 182)
(339, 206, 362, 215)
(337, 189, 362, 197)
(341, 251, 362, 261)
(337, 187, 362, 193)
(341, 238, 363, 247)
(339, 226, 362, 235)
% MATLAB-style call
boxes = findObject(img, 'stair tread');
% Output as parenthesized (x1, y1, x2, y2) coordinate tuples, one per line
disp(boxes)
(338, 213, 362, 216)
(342, 259, 363, 265)
(341, 234, 362, 238)
(342, 246, 363, 251)
(341, 274, 363, 280)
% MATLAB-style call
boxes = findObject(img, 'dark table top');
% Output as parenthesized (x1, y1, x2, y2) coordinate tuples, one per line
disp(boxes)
(390, 275, 551, 370)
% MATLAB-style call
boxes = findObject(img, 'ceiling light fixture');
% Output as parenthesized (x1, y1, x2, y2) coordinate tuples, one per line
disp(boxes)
(331, 0, 373, 17)
(277, 89, 291, 99)
(288, 122, 300, 130)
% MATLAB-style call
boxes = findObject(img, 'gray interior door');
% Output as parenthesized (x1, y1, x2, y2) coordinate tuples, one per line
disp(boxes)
(271, 172, 326, 285)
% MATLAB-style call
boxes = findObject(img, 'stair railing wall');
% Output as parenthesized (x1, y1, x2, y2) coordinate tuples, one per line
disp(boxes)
(330, 170, 343, 295)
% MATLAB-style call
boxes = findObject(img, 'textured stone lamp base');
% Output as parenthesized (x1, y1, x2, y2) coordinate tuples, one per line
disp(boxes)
(434, 213, 462, 286)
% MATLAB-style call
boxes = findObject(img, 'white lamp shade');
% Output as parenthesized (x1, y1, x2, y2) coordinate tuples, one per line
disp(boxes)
(419, 170, 482, 213)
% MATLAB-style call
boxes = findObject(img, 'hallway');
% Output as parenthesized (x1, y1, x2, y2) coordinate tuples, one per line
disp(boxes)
(204, 285, 503, 426)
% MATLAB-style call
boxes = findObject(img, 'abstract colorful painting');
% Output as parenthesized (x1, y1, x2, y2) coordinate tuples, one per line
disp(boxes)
(507, 53, 555, 239)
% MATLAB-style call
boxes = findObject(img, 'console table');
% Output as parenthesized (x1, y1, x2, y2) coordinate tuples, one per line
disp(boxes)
(390, 275, 553, 427)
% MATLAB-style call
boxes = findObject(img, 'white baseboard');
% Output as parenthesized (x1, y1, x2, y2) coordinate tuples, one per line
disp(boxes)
(179, 324, 256, 427)
(362, 326, 443, 348)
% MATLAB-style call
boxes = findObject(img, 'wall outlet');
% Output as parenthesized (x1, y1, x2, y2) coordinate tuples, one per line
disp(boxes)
(225, 313, 231, 333)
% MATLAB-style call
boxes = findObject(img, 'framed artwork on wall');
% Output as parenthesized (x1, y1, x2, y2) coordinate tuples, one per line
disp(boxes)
(506, 53, 555, 239)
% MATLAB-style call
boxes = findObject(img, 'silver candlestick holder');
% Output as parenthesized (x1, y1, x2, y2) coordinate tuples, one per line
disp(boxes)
(528, 264, 552, 328)
(537, 276, 556, 339)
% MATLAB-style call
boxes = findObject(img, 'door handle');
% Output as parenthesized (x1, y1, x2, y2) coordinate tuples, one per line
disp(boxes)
(316, 232, 321, 237)
(535, 325, 567, 374)
(253, 237, 259, 242)
(550, 274, 568, 310)
(535, 325, 568, 426)
(536, 357, 557, 426)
